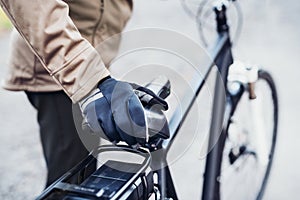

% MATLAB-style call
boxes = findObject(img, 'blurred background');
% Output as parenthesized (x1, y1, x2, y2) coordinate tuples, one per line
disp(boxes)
(0, 0, 299, 199)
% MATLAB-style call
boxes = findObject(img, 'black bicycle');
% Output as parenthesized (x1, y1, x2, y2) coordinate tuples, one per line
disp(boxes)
(37, 0, 278, 199)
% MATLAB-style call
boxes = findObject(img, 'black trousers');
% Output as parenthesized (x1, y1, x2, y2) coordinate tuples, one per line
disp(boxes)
(26, 91, 97, 187)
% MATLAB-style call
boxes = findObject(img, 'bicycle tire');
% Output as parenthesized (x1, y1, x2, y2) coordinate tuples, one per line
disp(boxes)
(219, 69, 278, 200)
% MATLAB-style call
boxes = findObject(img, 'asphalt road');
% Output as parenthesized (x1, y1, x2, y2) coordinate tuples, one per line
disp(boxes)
(0, 0, 299, 199)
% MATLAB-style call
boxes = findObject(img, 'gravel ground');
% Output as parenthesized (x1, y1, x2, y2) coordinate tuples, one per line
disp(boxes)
(0, 0, 300, 199)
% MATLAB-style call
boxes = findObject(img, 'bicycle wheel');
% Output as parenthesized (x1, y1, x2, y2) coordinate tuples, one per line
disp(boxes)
(220, 70, 278, 200)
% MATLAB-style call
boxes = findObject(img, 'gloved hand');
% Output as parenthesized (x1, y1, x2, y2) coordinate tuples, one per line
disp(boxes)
(80, 77, 148, 146)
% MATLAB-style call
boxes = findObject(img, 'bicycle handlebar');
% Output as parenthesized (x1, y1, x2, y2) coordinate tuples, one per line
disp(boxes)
(133, 76, 171, 147)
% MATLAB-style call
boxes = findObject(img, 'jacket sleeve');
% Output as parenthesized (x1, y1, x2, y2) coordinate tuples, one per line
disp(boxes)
(0, 0, 110, 103)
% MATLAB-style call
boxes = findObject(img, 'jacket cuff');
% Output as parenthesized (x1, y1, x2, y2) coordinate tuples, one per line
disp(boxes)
(50, 44, 110, 103)
(71, 68, 109, 103)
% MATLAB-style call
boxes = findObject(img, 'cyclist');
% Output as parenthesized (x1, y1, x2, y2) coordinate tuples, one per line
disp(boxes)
(0, 0, 147, 188)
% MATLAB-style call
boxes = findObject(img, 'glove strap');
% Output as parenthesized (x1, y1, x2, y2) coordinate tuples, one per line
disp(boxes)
(79, 88, 103, 111)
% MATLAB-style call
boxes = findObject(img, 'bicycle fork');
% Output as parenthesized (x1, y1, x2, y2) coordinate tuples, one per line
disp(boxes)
(228, 61, 269, 166)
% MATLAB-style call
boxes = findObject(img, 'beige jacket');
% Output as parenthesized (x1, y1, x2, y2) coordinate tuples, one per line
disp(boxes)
(0, 0, 132, 103)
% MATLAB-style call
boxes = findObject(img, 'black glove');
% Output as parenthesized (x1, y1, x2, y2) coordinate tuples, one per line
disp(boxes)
(80, 77, 148, 146)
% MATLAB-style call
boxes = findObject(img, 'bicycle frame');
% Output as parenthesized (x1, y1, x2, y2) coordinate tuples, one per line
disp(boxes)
(152, 3, 236, 200)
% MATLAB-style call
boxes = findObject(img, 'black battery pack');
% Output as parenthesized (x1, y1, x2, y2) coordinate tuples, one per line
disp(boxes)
(81, 160, 153, 199)
(42, 160, 153, 200)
